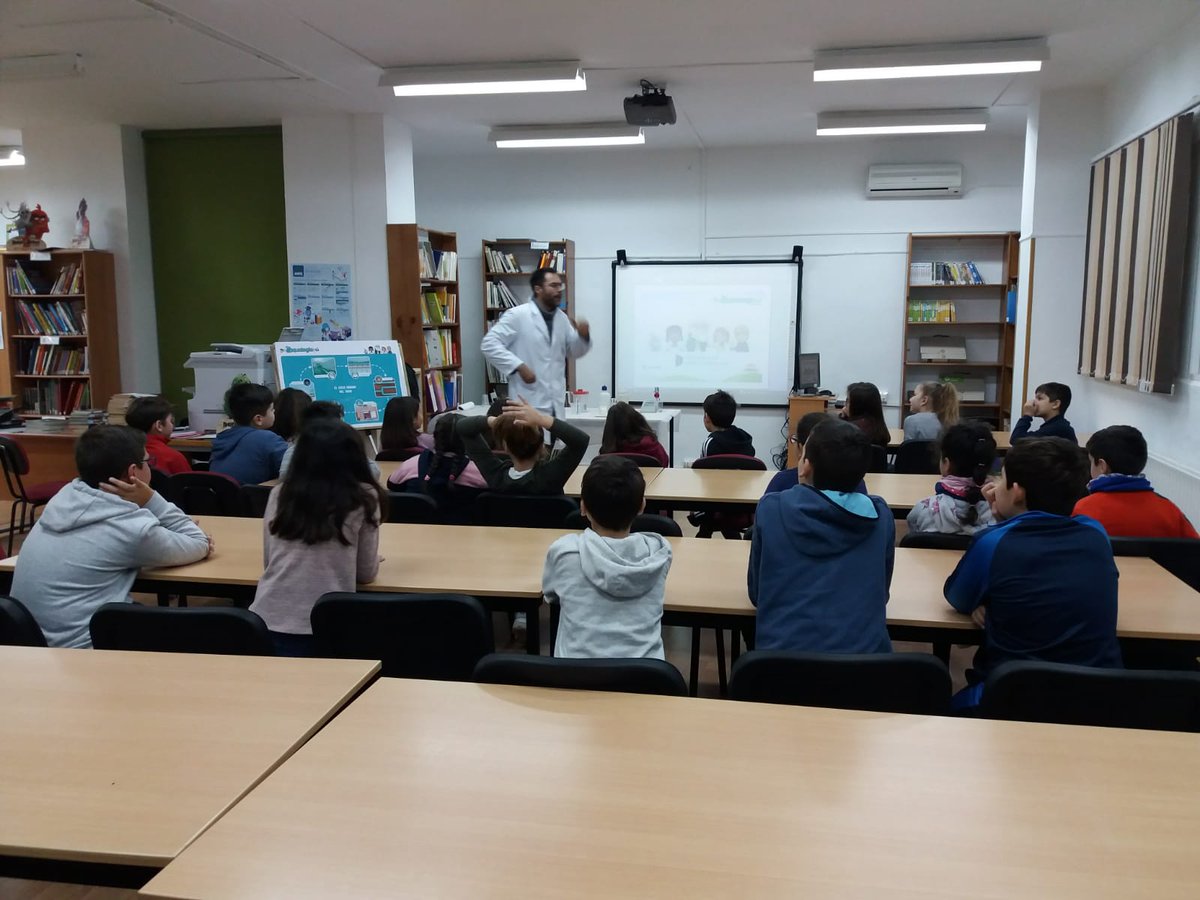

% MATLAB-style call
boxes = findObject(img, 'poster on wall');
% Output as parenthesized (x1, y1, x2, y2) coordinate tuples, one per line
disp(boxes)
(290, 263, 353, 341)
(274, 340, 408, 430)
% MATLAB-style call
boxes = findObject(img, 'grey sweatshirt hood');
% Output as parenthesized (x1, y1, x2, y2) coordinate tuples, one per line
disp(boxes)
(37, 479, 145, 533)
(577, 529, 673, 598)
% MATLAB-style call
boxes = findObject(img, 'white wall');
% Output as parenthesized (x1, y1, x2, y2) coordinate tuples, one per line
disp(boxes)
(0, 121, 158, 393)
(415, 134, 1024, 465)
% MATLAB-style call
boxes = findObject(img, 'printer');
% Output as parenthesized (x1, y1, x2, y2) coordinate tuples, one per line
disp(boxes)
(183, 343, 276, 432)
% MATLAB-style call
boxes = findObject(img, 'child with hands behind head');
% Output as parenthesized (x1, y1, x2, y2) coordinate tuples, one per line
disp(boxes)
(457, 396, 588, 495)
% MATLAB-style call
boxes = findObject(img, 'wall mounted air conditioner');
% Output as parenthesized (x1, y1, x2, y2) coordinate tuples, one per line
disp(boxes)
(867, 163, 962, 198)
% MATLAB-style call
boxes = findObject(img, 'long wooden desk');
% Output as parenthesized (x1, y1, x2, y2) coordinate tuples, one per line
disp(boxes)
(4, 520, 1195, 645)
(142, 678, 1200, 899)
(0, 647, 377, 882)
(641, 469, 939, 512)
(888, 426, 1014, 451)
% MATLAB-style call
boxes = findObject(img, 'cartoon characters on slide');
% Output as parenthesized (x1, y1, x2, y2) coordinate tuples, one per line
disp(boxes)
(652, 321, 750, 366)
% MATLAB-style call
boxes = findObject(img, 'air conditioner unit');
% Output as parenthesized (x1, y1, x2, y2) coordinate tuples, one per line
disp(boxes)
(867, 163, 962, 199)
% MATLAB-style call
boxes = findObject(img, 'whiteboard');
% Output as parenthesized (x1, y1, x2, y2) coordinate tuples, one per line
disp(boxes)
(612, 261, 798, 405)
(274, 340, 409, 430)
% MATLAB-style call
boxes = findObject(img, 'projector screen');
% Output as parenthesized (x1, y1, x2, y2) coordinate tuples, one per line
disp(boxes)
(612, 261, 798, 406)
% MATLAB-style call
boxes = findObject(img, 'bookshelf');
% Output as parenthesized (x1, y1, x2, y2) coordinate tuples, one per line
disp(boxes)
(385, 224, 462, 423)
(481, 238, 576, 398)
(902, 233, 1019, 430)
(1, 249, 121, 417)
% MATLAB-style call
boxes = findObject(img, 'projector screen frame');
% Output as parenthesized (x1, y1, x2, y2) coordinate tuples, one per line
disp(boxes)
(610, 248, 804, 408)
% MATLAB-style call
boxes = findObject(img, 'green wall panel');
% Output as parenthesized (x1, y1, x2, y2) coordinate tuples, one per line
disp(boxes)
(143, 127, 287, 417)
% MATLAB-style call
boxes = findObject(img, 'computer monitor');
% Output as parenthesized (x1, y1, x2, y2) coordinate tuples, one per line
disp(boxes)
(797, 352, 821, 394)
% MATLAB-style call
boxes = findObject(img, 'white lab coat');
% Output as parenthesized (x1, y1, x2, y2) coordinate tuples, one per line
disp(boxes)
(481, 300, 591, 417)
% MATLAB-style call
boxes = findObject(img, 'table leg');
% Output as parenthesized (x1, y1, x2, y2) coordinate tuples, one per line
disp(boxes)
(526, 602, 541, 655)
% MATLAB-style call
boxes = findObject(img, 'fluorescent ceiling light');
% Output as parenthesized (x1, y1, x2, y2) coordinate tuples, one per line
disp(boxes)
(0, 52, 83, 82)
(816, 109, 989, 136)
(490, 124, 644, 149)
(814, 39, 1047, 82)
(382, 61, 585, 96)
(0, 148, 25, 167)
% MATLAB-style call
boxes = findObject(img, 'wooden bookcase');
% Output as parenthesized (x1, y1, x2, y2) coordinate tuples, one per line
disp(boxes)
(481, 238, 576, 398)
(902, 233, 1019, 430)
(385, 224, 461, 423)
(1, 249, 121, 416)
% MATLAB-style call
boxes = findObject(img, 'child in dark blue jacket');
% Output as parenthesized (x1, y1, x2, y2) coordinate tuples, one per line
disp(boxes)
(210, 383, 289, 485)
(748, 418, 894, 653)
(1011, 381, 1077, 444)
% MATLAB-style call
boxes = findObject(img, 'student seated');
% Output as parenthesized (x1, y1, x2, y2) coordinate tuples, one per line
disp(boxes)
(270, 387, 312, 443)
(701, 389, 755, 457)
(903, 382, 959, 442)
(839, 382, 891, 447)
(1011, 381, 1077, 443)
(210, 383, 289, 484)
(11, 426, 212, 648)
(387, 412, 488, 492)
(125, 395, 191, 475)
(748, 418, 894, 653)
(457, 398, 588, 495)
(945, 437, 1121, 709)
(599, 401, 669, 467)
(250, 418, 384, 656)
(763, 412, 868, 496)
(380, 396, 433, 453)
(543, 455, 673, 659)
(1073, 425, 1198, 538)
(280, 401, 381, 481)
(906, 421, 997, 536)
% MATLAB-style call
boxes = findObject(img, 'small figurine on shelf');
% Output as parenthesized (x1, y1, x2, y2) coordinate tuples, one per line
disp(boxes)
(70, 197, 93, 249)
(3, 201, 50, 249)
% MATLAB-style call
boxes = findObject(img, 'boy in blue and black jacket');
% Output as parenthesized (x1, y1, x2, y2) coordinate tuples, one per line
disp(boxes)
(945, 437, 1122, 709)
(210, 383, 288, 485)
(1011, 381, 1077, 444)
(748, 418, 894, 653)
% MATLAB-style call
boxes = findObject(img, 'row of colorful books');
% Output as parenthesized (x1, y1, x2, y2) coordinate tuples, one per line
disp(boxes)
(907, 300, 957, 322)
(21, 380, 91, 416)
(910, 261, 986, 285)
(5, 261, 84, 296)
(21, 345, 89, 376)
(485, 279, 521, 310)
(421, 289, 457, 324)
(485, 247, 522, 273)
(49, 263, 84, 294)
(14, 299, 87, 335)
(424, 369, 461, 414)
(422, 330, 459, 368)
(419, 244, 458, 280)
(536, 249, 566, 272)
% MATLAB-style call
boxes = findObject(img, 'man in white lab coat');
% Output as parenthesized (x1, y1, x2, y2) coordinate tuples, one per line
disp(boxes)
(481, 267, 591, 417)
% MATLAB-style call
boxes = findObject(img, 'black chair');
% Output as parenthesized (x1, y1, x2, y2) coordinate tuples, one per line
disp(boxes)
(690, 454, 766, 538)
(375, 447, 424, 462)
(477, 492, 579, 529)
(564, 511, 683, 538)
(473, 654, 688, 697)
(899, 532, 972, 551)
(167, 471, 251, 517)
(0, 435, 69, 554)
(148, 467, 173, 496)
(893, 440, 940, 475)
(311, 592, 494, 680)
(867, 444, 889, 474)
(89, 603, 275, 656)
(608, 451, 663, 468)
(729, 650, 952, 715)
(983, 660, 1200, 732)
(0, 595, 47, 647)
(385, 491, 440, 524)
(1110, 537, 1200, 591)
(242, 483, 273, 518)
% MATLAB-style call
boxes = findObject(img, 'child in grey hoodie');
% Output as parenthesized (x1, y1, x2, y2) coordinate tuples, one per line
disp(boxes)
(11, 426, 212, 648)
(542, 456, 672, 659)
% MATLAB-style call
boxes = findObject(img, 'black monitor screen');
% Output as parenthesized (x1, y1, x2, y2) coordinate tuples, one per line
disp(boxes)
(798, 352, 821, 389)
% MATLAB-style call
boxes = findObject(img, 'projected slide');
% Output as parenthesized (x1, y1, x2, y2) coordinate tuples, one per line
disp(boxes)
(613, 263, 797, 405)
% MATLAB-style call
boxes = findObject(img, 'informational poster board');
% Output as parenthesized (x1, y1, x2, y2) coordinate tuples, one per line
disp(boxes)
(274, 340, 407, 430)
(289, 263, 353, 341)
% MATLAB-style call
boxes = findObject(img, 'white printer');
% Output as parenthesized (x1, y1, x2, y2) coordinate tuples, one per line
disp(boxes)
(183, 344, 276, 432)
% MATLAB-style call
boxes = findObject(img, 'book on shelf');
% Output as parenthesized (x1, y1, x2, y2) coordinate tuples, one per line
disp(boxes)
(21, 379, 91, 416)
(907, 300, 956, 322)
(14, 299, 87, 335)
(5, 260, 37, 295)
(424, 369, 462, 414)
(536, 249, 566, 272)
(417, 231, 436, 278)
(485, 279, 521, 310)
(420, 288, 457, 325)
(485, 359, 509, 385)
(22, 344, 89, 375)
(920, 261, 986, 285)
(939, 373, 986, 401)
(432, 249, 458, 280)
(485, 247, 521, 273)
(49, 263, 83, 294)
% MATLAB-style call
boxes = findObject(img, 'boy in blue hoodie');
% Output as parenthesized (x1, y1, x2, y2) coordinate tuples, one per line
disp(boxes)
(748, 418, 894, 653)
(210, 383, 288, 484)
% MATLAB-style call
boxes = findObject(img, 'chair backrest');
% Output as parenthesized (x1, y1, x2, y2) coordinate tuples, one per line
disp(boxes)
(386, 491, 440, 524)
(148, 467, 173, 496)
(0, 595, 48, 647)
(476, 492, 579, 529)
(691, 454, 767, 472)
(1110, 537, 1200, 591)
(311, 592, 494, 680)
(608, 452, 663, 468)
(241, 483, 274, 518)
(867, 444, 889, 474)
(729, 650, 951, 715)
(89, 603, 275, 656)
(473, 654, 689, 697)
(632, 513, 683, 537)
(893, 440, 940, 474)
(167, 472, 251, 517)
(0, 435, 31, 476)
(375, 446, 423, 462)
(983, 660, 1200, 732)
(564, 509, 587, 530)
(898, 531, 972, 551)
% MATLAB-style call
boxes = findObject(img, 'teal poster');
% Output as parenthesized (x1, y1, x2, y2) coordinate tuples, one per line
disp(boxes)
(274, 340, 408, 430)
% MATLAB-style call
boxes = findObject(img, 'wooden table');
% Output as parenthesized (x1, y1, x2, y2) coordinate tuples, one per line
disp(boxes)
(142, 678, 1200, 899)
(888, 427, 1015, 451)
(0, 647, 377, 881)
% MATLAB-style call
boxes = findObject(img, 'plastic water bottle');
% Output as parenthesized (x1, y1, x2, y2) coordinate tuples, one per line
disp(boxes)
(598, 385, 611, 409)
(651, 386, 661, 412)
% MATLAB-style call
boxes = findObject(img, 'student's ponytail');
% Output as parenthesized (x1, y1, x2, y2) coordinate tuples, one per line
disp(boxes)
(938, 420, 997, 527)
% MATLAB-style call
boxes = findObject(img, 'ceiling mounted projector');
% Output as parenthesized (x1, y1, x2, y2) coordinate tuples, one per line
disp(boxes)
(624, 80, 676, 126)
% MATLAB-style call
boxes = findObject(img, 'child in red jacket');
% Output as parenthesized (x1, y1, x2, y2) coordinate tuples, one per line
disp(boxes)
(126, 396, 192, 476)
(1073, 425, 1197, 538)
